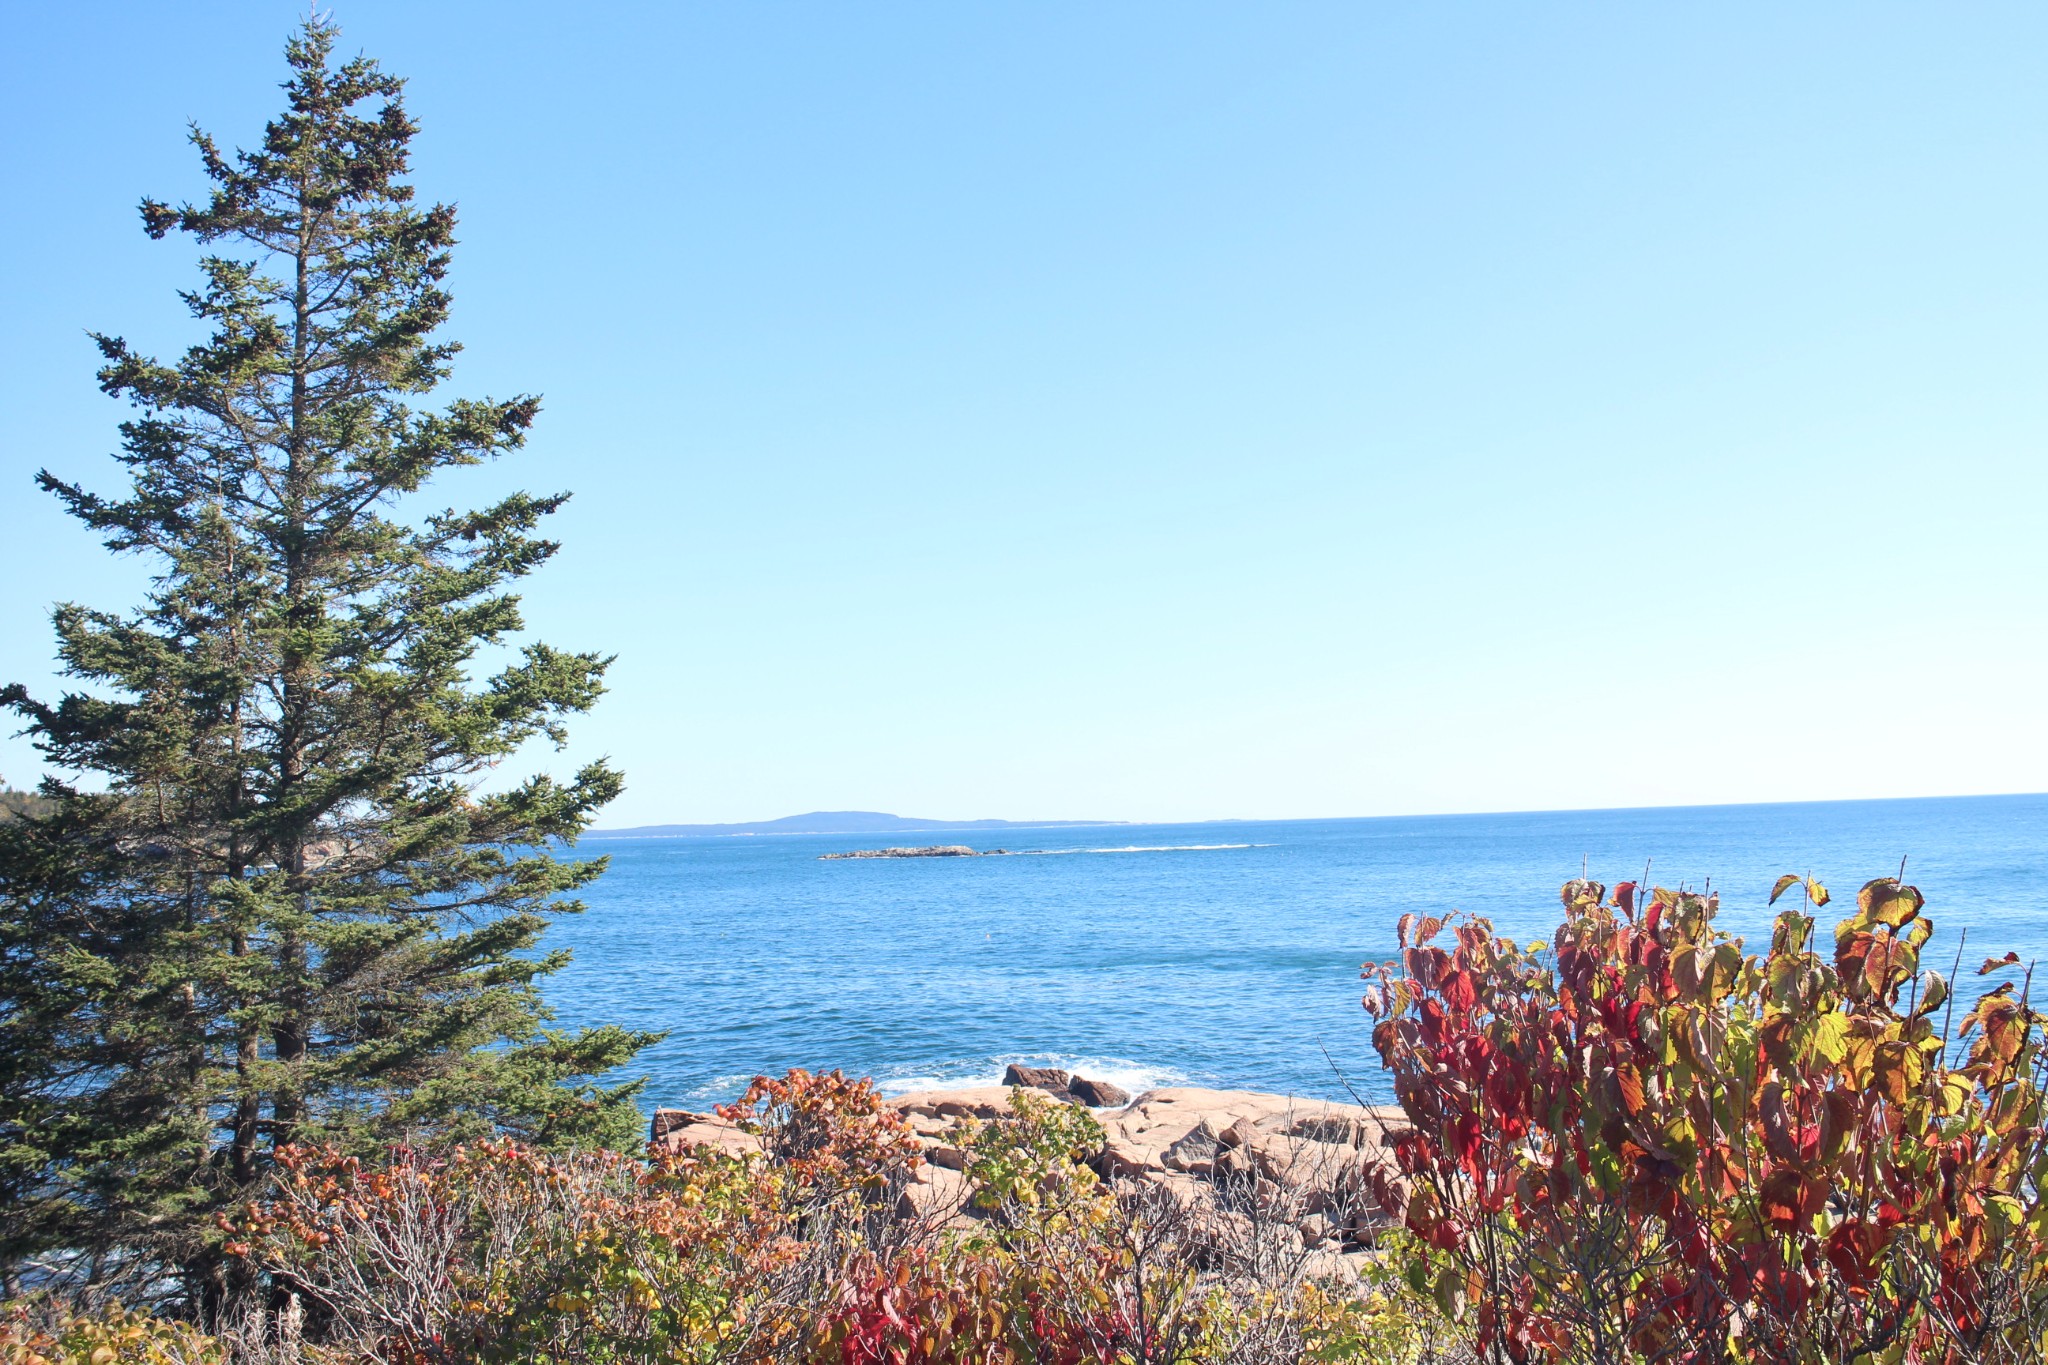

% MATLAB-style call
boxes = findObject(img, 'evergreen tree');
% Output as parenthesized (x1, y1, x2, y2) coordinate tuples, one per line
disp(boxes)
(0, 19, 656, 1299)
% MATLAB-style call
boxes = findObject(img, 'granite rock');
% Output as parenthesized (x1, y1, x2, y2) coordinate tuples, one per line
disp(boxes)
(1162, 1119, 1221, 1175)
(1067, 1075, 1131, 1107)
(648, 1080, 1407, 1255)
(1001, 1064, 1072, 1093)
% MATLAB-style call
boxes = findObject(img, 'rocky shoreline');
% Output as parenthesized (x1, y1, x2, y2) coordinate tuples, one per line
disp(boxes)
(650, 1065, 1405, 1271)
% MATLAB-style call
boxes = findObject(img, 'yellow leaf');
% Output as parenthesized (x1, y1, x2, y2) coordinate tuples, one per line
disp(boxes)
(1870, 1041, 1919, 1106)
(1659, 1113, 1699, 1163)
(1770, 874, 1802, 905)
(1672, 945, 1704, 999)
(1814, 1011, 1851, 1065)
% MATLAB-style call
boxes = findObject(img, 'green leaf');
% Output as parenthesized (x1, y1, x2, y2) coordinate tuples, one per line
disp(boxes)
(1433, 1264, 1469, 1321)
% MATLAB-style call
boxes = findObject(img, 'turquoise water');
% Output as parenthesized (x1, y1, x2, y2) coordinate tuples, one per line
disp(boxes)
(544, 794, 2048, 1111)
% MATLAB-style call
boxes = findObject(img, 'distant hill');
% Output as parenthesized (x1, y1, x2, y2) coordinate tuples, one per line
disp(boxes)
(592, 810, 1124, 839)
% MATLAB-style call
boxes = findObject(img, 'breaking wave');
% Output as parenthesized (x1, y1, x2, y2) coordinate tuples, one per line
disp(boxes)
(872, 1054, 1189, 1100)
(1015, 843, 1265, 855)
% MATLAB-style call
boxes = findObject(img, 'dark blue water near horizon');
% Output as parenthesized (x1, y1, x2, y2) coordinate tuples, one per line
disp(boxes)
(541, 794, 2048, 1112)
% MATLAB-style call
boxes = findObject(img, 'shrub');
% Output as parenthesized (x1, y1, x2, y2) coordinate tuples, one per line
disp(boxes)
(1, 1298, 221, 1365)
(226, 1076, 894, 1363)
(1362, 875, 2048, 1364)
(199, 1071, 1442, 1363)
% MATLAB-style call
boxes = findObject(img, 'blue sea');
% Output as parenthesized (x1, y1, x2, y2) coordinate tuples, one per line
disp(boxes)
(541, 794, 2048, 1112)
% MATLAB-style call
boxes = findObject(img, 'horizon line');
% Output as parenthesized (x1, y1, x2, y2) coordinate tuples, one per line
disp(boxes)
(587, 787, 2048, 839)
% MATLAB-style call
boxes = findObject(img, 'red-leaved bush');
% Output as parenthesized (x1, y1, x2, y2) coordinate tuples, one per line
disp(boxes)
(1363, 875, 2048, 1364)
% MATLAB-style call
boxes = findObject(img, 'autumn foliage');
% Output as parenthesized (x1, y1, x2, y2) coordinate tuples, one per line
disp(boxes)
(1363, 875, 2048, 1363)
(193, 1071, 1434, 1364)
(31, 871, 2044, 1364)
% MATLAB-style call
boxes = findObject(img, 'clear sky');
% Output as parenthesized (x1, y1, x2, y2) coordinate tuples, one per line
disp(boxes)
(2, 4, 2043, 827)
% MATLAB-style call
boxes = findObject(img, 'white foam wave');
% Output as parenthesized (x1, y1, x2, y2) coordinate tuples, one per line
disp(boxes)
(874, 1054, 1188, 1103)
(707, 1072, 767, 1093)
(1015, 843, 1262, 855)
(672, 1059, 1190, 1110)
(1093, 842, 1253, 853)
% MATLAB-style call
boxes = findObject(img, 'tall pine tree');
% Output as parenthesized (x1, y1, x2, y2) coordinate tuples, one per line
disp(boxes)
(0, 19, 656, 1299)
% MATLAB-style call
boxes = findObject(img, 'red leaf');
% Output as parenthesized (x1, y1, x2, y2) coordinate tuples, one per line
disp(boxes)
(1760, 1083, 1798, 1164)
(1760, 1170, 1807, 1230)
(1444, 970, 1478, 1013)
(1449, 1112, 1483, 1173)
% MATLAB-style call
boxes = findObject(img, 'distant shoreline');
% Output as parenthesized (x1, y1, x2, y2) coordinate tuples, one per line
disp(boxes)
(587, 791, 2048, 841)
(592, 823, 1125, 841)
(589, 810, 1127, 840)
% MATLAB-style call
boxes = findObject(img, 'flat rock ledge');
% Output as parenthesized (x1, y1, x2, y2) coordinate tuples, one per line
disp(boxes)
(650, 1084, 1407, 1271)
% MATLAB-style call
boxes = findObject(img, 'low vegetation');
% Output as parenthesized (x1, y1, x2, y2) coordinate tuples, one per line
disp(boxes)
(12, 874, 2046, 1363)
(1364, 875, 2048, 1363)
(3, 1075, 1452, 1364)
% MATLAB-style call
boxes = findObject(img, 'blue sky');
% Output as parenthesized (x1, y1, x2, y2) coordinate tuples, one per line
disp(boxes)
(2, 4, 2043, 826)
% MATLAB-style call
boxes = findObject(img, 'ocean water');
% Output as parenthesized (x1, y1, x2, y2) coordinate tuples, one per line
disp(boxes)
(541, 794, 2048, 1112)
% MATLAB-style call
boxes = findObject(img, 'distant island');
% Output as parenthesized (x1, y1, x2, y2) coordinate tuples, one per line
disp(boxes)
(592, 810, 1123, 839)
(818, 845, 1018, 859)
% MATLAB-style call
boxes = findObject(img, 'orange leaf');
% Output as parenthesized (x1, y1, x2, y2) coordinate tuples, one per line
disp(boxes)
(1616, 1067, 1646, 1117)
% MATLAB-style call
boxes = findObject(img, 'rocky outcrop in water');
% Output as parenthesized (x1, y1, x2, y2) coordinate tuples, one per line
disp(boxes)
(1000, 1063, 1072, 1092)
(819, 845, 999, 859)
(996, 1064, 1132, 1108)
(1067, 1075, 1131, 1107)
